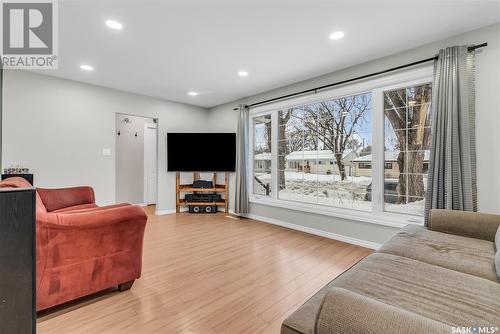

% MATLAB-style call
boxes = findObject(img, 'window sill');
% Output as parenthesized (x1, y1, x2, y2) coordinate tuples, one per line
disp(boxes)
(249, 195, 424, 228)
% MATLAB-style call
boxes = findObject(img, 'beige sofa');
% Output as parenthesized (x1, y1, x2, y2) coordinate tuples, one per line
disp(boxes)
(281, 209, 500, 334)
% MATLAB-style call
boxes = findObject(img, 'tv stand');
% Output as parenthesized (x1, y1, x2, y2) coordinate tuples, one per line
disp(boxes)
(175, 172, 228, 213)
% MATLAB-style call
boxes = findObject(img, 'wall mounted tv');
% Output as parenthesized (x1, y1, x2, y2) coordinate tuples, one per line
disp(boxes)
(167, 133, 236, 172)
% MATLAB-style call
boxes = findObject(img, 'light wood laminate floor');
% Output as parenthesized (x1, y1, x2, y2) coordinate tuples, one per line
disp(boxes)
(37, 206, 372, 334)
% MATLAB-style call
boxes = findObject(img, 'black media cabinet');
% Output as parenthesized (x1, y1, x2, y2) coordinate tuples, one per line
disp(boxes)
(0, 187, 36, 334)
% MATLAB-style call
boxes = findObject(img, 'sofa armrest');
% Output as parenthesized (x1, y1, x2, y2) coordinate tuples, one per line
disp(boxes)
(429, 209, 500, 241)
(37, 186, 95, 212)
(315, 288, 450, 334)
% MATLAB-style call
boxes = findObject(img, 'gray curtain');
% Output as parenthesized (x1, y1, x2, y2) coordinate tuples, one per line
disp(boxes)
(425, 46, 477, 226)
(235, 104, 249, 215)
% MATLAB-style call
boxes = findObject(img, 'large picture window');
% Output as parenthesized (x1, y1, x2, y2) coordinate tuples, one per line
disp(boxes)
(249, 67, 433, 223)
(383, 83, 432, 216)
(277, 93, 372, 211)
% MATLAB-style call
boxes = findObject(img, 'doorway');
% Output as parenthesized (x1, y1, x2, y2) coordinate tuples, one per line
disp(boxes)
(115, 114, 158, 205)
(144, 123, 157, 205)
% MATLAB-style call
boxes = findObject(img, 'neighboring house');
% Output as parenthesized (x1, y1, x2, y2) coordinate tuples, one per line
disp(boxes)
(285, 149, 358, 175)
(253, 150, 359, 175)
(253, 152, 271, 172)
(353, 150, 430, 178)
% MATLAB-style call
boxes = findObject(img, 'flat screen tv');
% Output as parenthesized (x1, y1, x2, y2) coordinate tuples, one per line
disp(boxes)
(167, 133, 236, 172)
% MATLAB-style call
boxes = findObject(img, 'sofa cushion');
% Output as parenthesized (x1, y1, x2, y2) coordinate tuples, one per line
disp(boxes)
(316, 288, 451, 334)
(281, 260, 363, 334)
(281, 282, 332, 334)
(379, 224, 498, 282)
(331, 253, 500, 327)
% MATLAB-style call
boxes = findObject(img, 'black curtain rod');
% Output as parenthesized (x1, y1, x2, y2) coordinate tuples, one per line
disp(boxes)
(233, 42, 487, 110)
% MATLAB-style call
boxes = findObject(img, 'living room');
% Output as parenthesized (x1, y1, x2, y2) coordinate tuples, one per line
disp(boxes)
(0, 1, 499, 333)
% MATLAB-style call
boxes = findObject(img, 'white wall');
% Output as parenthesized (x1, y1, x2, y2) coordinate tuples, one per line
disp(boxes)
(115, 114, 155, 205)
(2, 71, 208, 212)
(208, 23, 500, 246)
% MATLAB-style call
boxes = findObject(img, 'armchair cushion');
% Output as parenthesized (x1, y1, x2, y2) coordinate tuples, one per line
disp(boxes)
(52, 203, 128, 214)
(51, 203, 98, 213)
(37, 186, 95, 212)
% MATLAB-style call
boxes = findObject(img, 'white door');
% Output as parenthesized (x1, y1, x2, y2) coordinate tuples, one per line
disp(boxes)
(144, 124, 157, 205)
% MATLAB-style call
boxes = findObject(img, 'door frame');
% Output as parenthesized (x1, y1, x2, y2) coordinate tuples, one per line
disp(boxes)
(143, 123, 158, 205)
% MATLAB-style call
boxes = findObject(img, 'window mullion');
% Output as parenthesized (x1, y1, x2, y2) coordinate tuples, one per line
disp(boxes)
(371, 88, 384, 214)
(271, 111, 279, 200)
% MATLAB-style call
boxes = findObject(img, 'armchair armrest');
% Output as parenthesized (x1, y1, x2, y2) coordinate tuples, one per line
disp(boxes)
(35, 204, 147, 309)
(43, 204, 147, 229)
(315, 288, 451, 334)
(37, 186, 95, 212)
(429, 209, 500, 241)
(38, 204, 147, 271)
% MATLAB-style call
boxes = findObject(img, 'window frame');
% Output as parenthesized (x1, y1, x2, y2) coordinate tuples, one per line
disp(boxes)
(248, 66, 433, 227)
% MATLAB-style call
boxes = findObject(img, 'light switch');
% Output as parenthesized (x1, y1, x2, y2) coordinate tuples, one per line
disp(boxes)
(102, 148, 111, 156)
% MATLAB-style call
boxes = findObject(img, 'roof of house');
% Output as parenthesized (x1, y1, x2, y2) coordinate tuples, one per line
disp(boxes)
(286, 149, 356, 161)
(254, 152, 271, 161)
(353, 150, 430, 162)
(254, 149, 361, 161)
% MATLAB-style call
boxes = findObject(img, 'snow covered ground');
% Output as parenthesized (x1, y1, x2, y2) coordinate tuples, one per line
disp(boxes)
(254, 171, 425, 216)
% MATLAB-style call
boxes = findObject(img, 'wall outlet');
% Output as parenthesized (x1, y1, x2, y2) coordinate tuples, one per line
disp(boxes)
(102, 148, 111, 156)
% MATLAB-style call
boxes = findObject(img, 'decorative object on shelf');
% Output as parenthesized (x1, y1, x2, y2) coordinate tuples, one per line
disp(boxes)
(176, 172, 229, 214)
(2, 164, 34, 185)
(3, 164, 30, 175)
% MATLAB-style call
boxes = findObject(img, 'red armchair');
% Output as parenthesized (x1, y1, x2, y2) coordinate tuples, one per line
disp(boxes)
(0, 177, 147, 311)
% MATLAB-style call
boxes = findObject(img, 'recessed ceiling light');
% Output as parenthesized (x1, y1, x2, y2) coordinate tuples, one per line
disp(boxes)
(238, 71, 249, 77)
(329, 31, 345, 40)
(188, 91, 199, 96)
(80, 64, 94, 71)
(105, 20, 123, 30)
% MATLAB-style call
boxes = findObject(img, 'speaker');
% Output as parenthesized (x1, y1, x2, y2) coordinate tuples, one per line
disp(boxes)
(188, 205, 217, 214)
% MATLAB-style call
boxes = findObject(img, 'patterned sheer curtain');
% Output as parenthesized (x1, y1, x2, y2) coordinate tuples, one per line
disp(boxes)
(235, 104, 250, 215)
(425, 46, 477, 226)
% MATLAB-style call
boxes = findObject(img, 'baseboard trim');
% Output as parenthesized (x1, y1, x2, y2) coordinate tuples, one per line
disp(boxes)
(155, 207, 189, 215)
(155, 209, 177, 216)
(245, 213, 381, 250)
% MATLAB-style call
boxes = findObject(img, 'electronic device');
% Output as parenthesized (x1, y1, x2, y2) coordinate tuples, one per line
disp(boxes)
(188, 205, 217, 214)
(192, 180, 213, 189)
(185, 194, 222, 202)
(167, 133, 236, 172)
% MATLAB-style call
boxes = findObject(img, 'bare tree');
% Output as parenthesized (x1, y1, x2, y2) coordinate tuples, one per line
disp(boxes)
(297, 94, 371, 180)
(384, 85, 432, 203)
(278, 110, 292, 189)
(264, 121, 272, 153)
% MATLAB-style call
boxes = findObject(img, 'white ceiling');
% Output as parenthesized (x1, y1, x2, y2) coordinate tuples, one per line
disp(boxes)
(39, 0, 500, 108)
